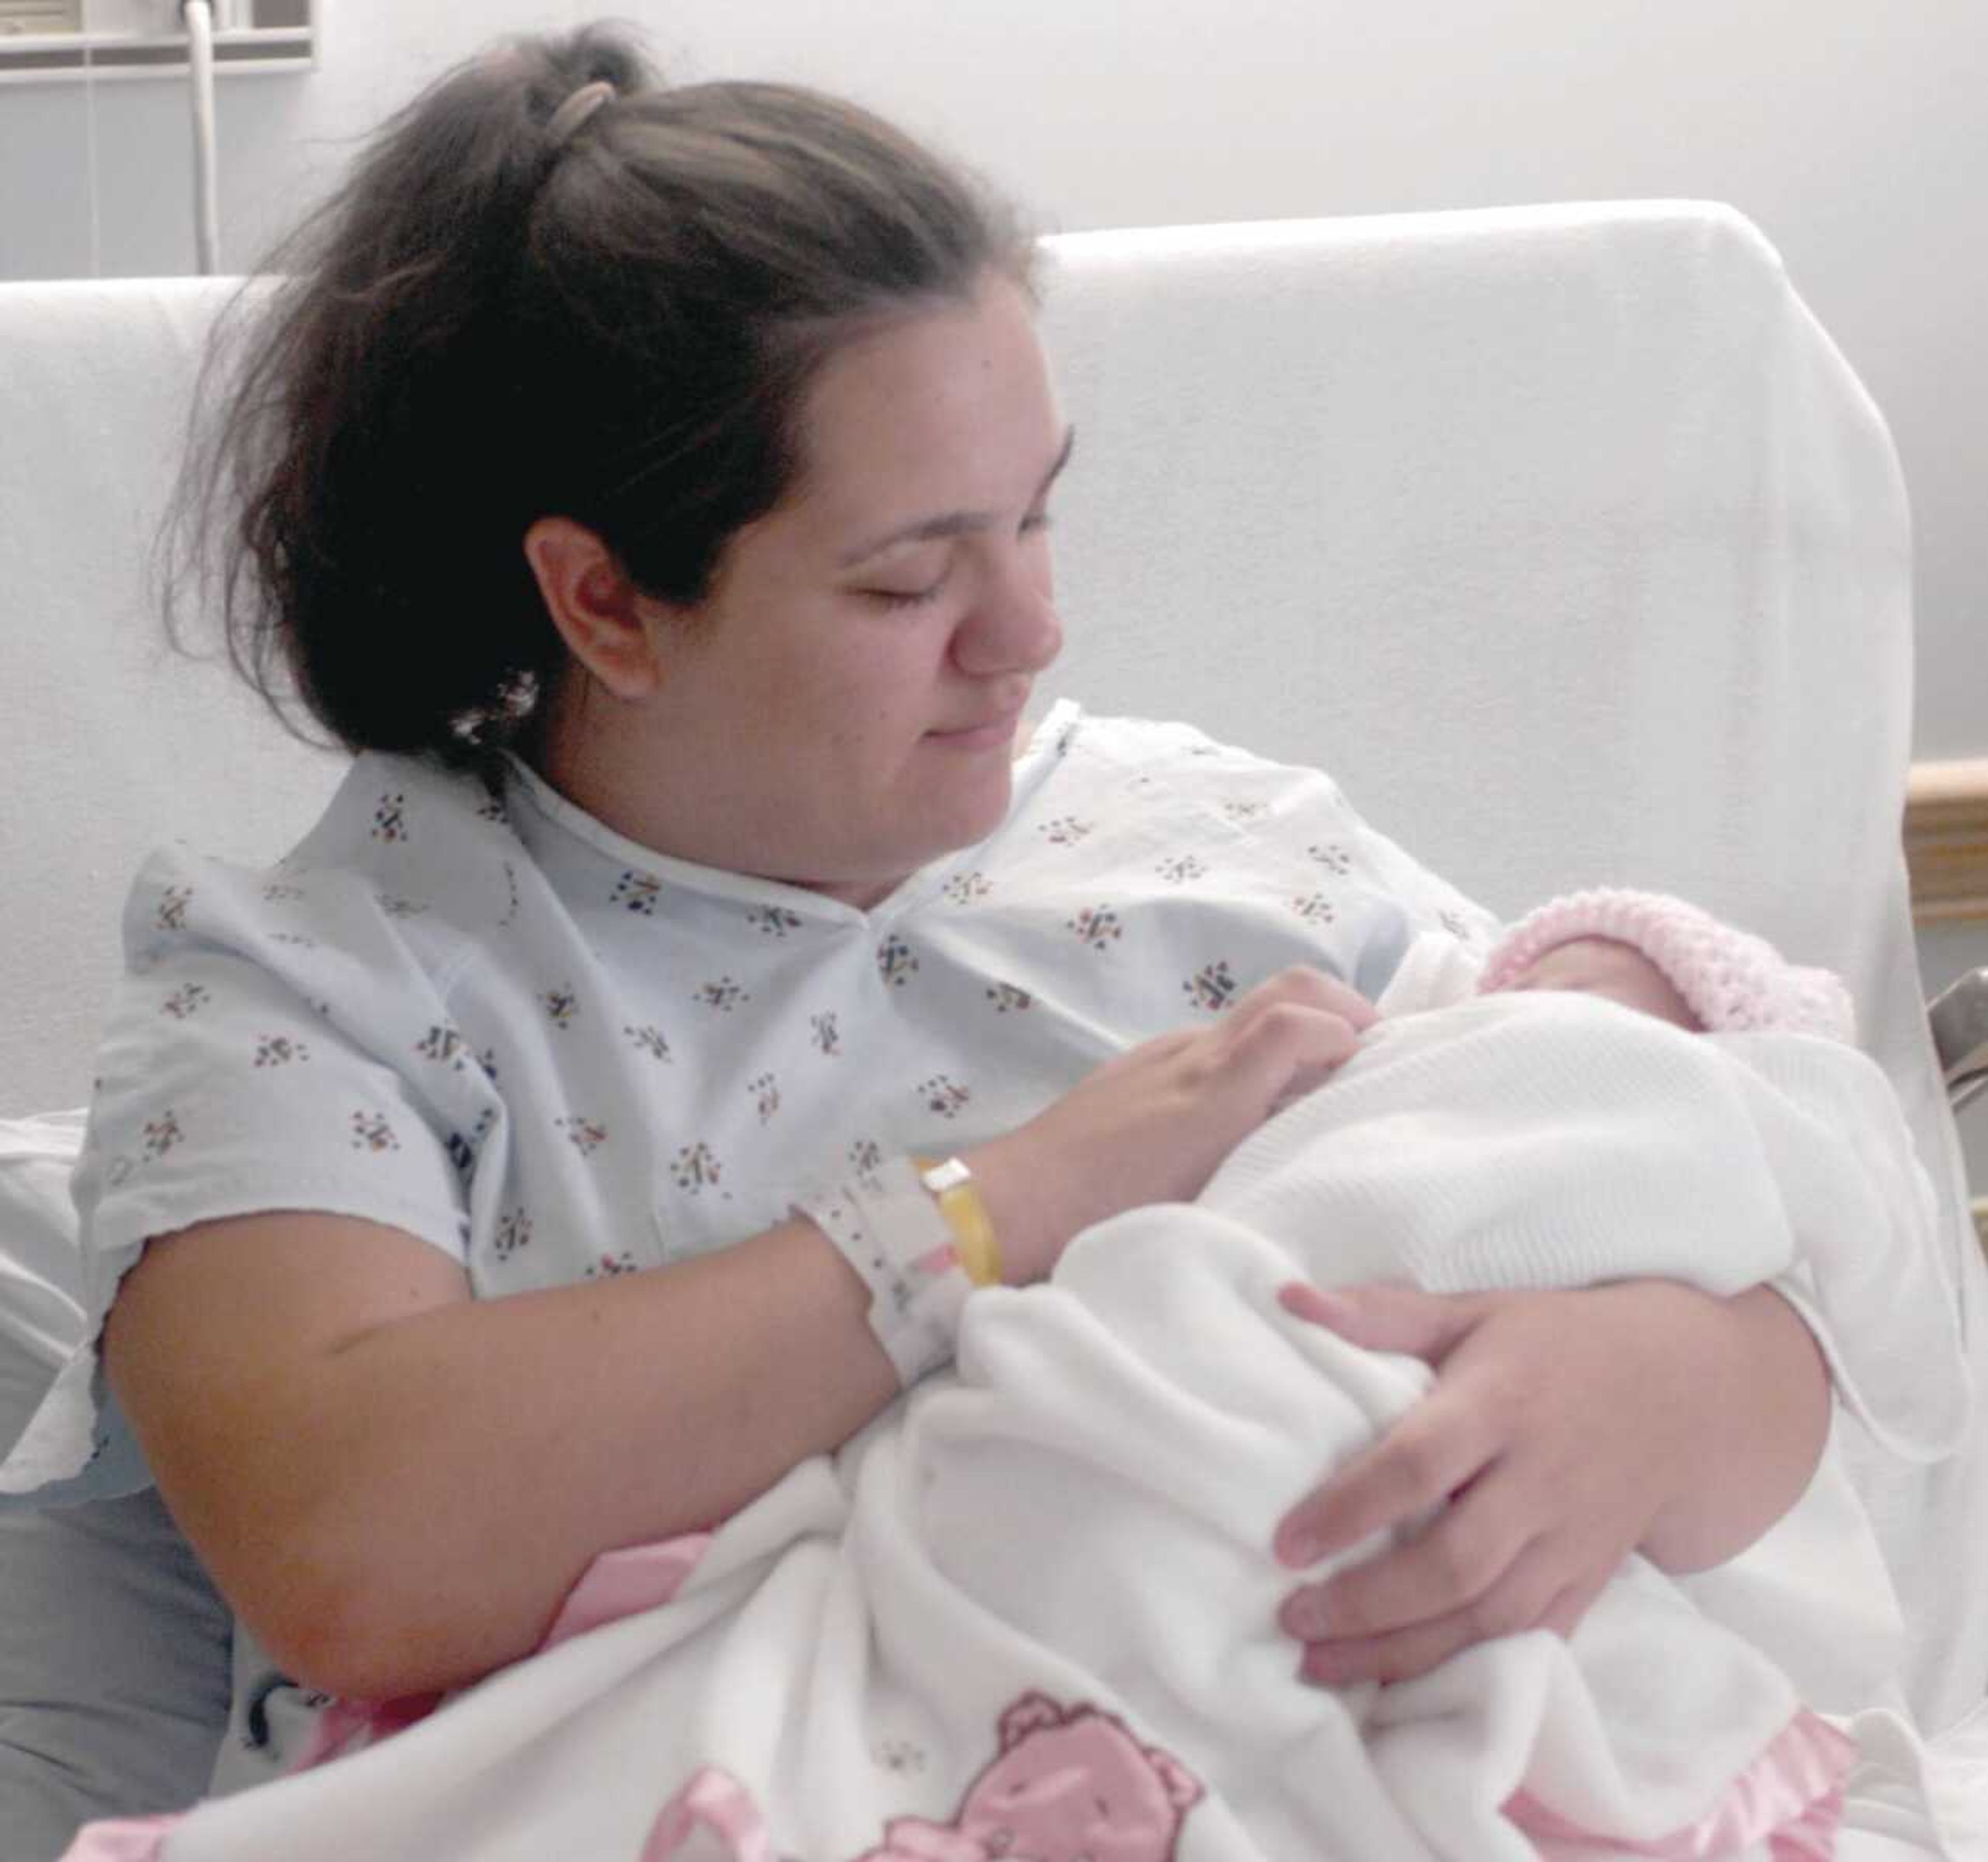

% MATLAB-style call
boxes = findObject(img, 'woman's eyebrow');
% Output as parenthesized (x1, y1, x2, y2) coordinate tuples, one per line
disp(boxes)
(838, 426, 1077, 568)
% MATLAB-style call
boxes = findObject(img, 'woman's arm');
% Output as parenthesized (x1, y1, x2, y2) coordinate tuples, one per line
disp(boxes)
(107, 1207, 898, 1702)
(107, 964, 1373, 1702)
(1270, 1278, 1830, 1685)
(1269, 899, 1885, 1684)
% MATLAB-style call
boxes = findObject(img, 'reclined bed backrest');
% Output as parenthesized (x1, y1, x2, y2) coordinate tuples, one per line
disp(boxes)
(0, 276, 340, 1117)
(1, 196, 1982, 1779)
(1037, 200, 1963, 1259)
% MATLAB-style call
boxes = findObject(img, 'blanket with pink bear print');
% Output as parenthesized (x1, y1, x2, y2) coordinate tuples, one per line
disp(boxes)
(65, 988, 1975, 1861)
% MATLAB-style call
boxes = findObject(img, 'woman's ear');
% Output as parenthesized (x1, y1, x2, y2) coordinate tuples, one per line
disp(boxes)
(522, 517, 667, 701)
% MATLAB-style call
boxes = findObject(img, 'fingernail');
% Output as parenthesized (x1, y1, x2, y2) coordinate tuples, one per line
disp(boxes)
(1279, 1284, 1347, 1326)
(1298, 1646, 1352, 1687)
(1275, 1521, 1322, 1568)
(1278, 1284, 1323, 1319)
(1277, 1593, 1327, 1639)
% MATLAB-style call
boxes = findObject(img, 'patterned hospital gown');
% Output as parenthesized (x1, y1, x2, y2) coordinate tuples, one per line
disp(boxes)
(68, 700, 1497, 1316)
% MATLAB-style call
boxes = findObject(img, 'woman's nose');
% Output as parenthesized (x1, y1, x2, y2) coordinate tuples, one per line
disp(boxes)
(953, 549, 1062, 676)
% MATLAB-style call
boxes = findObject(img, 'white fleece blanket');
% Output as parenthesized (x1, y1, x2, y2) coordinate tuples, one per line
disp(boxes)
(71, 993, 1976, 1862)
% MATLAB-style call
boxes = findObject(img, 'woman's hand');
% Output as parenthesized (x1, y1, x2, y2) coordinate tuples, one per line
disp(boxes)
(1268, 1278, 1829, 1687)
(970, 966, 1376, 1283)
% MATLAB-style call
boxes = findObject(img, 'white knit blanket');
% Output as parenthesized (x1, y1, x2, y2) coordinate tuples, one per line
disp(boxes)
(75, 993, 1974, 1862)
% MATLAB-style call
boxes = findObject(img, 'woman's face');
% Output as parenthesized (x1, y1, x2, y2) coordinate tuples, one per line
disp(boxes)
(579, 272, 1070, 908)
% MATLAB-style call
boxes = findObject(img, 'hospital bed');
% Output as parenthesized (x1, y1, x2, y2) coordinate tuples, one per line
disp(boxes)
(1, 200, 1982, 1856)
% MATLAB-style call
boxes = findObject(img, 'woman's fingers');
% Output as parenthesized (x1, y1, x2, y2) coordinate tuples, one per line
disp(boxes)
(995, 966, 1380, 1271)
(1269, 1283, 1686, 1687)
(1230, 1001, 1363, 1107)
(1227, 963, 1380, 1038)
(1277, 1281, 1490, 1361)
(1270, 1283, 1502, 1568)
(1293, 1564, 1602, 1688)
(1218, 968, 1375, 1112)
(1271, 1374, 1497, 1568)
(1278, 1472, 1538, 1643)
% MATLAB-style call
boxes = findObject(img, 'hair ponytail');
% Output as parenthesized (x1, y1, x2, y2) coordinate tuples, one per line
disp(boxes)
(170, 23, 1031, 764)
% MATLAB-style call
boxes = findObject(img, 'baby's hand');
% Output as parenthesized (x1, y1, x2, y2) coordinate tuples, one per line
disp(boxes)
(1500, 936, 1699, 1030)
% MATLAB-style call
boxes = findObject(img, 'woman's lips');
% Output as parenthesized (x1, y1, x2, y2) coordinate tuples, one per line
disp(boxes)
(928, 706, 1025, 750)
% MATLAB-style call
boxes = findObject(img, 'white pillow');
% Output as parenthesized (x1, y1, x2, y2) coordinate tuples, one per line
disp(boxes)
(0, 1113, 236, 1854)
(0, 1490, 235, 1855)
(0, 1110, 87, 1459)
(0, 1109, 153, 1505)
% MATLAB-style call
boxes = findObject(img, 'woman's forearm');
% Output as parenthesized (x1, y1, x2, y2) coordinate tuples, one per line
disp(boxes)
(111, 1206, 913, 1702)
(310, 1217, 910, 1692)
(1637, 1282, 1832, 1572)
(105, 1130, 1080, 1704)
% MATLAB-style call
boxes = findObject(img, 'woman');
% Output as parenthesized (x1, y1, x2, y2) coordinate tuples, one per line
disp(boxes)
(10, 23, 1832, 1738)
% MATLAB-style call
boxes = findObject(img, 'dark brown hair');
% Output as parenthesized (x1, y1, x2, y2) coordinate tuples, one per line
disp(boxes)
(171, 23, 1035, 761)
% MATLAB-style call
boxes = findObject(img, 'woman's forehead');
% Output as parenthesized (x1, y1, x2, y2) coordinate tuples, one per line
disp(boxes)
(790, 282, 1063, 516)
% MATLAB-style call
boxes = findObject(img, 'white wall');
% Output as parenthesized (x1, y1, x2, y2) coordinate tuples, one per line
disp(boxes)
(5, 0, 1985, 1170)
(4, 1, 1983, 757)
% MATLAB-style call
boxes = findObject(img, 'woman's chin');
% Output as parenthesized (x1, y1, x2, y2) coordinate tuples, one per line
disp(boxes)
(940, 761, 1019, 845)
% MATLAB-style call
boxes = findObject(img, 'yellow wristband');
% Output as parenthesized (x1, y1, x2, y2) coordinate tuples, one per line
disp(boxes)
(916, 1155, 1002, 1288)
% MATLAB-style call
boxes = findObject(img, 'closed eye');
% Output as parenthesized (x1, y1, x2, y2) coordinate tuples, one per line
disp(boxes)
(863, 508, 1049, 608)
(864, 574, 949, 610)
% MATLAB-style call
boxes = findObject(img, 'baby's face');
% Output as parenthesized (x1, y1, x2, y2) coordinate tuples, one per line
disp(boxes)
(1504, 937, 1699, 1030)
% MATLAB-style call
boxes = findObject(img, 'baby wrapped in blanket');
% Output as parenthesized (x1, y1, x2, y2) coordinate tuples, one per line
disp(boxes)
(72, 921, 1970, 1862)
(866, 934, 1959, 1862)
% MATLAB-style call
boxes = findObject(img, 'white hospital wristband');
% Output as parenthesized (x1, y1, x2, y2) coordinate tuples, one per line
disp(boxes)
(795, 1156, 974, 1386)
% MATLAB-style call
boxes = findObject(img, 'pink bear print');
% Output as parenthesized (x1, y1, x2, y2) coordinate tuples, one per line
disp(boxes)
(857, 1693, 1202, 1862)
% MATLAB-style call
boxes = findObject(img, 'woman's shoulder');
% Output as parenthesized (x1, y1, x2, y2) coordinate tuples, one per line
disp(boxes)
(1057, 707, 1258, 768)
(279, 747, 525, 908)
(99, 751, 548, 1129)
(79, 752, 523, 1280)
(1002, 705, 1496, 981)
(121, 751, 526, 974)
(1039, 707, 1359, 829)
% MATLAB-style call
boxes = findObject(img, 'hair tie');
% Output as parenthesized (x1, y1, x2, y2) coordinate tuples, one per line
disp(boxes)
(547, 79, 616, 151)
